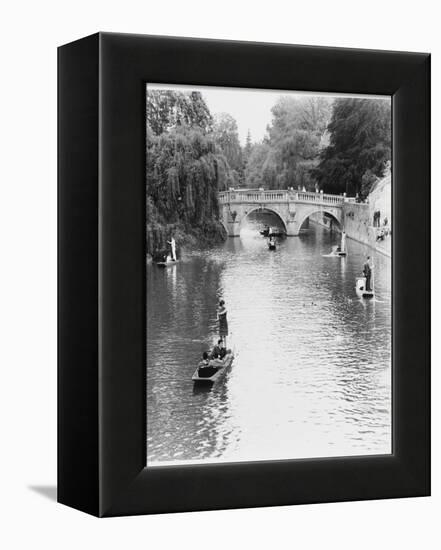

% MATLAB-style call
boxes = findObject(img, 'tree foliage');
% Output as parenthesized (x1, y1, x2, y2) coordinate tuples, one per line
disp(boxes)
(146, 90, 238, 254)
(245, 143, 273, 188)
(313, 98, 391, 195)
(243, 130, 252, 163)
(213, 113, 244, 186)
(147, 126, 230, 252)
(147, 90, 213, 136)
(244, 96, 333, 189)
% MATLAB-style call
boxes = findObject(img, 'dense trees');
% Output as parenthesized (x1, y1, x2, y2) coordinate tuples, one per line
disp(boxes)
(243, 130, 252, 163)
(147, 128, 227, 220)
(244, 96, 391, 197)
(146, 90, 232, 254)
(245, 143, 273, 188)
(313, 98, 391, 196)
(244, 96, 333, 189)
(147, 90, 213, 136)
(212, 113, 243, 186)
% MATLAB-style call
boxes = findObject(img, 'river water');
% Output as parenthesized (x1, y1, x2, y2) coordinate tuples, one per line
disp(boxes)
(146, 223, 391, 466)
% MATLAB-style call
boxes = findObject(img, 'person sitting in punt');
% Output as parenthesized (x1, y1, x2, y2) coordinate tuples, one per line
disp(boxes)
(376, 228, 385, 241)
(198, 351, 210, 368)
(211, 340, 228, 363)
(198, 351, 220, 378)
(152, 248, 168, 263)
(211, 339, 223, 359)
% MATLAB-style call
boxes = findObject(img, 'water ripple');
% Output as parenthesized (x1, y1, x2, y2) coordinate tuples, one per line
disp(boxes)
(147, 224, 391, 465)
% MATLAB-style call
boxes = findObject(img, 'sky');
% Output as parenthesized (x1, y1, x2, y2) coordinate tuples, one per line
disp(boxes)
(148, 84, 389, 145)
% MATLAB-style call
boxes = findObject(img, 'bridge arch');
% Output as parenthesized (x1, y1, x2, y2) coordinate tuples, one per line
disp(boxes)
(239, 206, 288, 234)
(297, 208, 342, 232)
(218, 189, 346, 236)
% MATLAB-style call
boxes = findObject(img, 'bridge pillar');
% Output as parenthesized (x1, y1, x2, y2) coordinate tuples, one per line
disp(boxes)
(286, 219, 301, 236)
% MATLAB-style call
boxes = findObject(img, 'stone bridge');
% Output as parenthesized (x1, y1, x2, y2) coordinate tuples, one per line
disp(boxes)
(219, 188, 355, 236)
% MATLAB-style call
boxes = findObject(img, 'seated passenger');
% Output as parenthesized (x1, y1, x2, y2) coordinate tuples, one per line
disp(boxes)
(198, 351, 219, 378)
(209, 356, 225, 368)
(160, 249, 168, 262)
(198, 351, 209, 368)
(211, 339, 223, 359)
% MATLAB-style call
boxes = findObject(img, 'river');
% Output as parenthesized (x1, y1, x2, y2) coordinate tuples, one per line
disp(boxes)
(146, 222, 391, 466)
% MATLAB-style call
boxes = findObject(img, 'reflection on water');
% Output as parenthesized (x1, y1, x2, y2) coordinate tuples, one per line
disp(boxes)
(147, 224, 391, 465)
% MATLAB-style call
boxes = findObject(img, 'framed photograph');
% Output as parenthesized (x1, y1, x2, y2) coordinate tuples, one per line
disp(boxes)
(58, 33, 430, 516)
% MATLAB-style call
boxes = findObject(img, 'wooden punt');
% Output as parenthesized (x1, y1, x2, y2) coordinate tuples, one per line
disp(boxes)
(192, 352, 234, 384)
(155, 259, 178, 267)
(355, 276, 374, 299)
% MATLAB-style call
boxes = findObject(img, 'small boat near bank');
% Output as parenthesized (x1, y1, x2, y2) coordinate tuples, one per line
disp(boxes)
(324, 231, 347, 257)
(155, 258, 178, 268)
(355, 276, 374, 299)
(153, 236, 179, 267)
(192, 352, 234, 385)
(324, 245, 346, 257)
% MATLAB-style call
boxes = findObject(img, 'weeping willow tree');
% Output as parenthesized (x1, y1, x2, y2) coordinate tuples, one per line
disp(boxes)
(146, 125, 230, 254)
(145, 88, 246, 254)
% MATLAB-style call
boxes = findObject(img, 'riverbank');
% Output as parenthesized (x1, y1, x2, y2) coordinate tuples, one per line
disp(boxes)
(309, 207, 391, 258)
(309, 171, 391, 258)
(342, 202, 391, 258)
(146, 219, 226, 259)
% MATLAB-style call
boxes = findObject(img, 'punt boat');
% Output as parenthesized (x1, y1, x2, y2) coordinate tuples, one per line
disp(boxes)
(155, 258, 178, 267)
(355, 276, 374, 299)
(192, 352, 234, 385)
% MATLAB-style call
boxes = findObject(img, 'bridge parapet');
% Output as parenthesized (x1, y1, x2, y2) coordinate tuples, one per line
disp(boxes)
(219, 190, 289, 203)
(295, 191, 344, 206)
(219, 189, 349, 207)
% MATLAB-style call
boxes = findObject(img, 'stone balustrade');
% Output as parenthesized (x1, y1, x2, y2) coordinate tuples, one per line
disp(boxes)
(219, 189, 350, 206)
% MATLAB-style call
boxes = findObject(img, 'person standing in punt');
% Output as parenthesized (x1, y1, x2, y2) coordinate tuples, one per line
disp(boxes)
(167, 235, 177, 262)
(217, 300, 228, 347)
(341, 230, 346, 253)
(363, 256, 373, 291)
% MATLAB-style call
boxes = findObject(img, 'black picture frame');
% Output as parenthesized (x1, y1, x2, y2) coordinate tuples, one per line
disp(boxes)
(58, 32, 430, 517)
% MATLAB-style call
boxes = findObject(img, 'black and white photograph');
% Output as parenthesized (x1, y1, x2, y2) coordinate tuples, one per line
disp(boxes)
(2, 0, 434, 539)
(146, 84, 392, 466)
